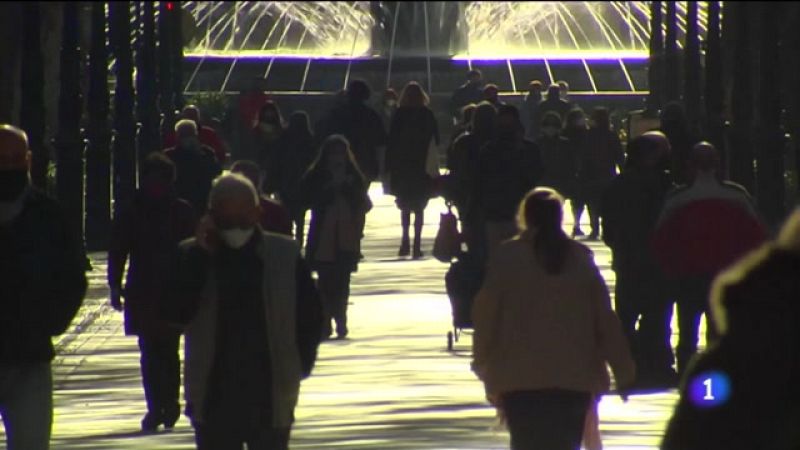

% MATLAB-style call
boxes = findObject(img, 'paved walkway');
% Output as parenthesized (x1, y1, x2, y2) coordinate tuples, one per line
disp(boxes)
(5, 185, 702, 449)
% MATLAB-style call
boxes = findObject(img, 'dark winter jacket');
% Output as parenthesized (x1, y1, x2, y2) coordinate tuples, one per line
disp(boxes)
(320, 102, 387, 181)
(275, 132, 316, 217)
(386, 106, 440, 203)
(579, 128, 624, 185)
(108, 191, 197, 336)
(450, 82, 483, 118)
(0, 189, 87, 363)
(536, 134, 578, 198)
(164, 144, 222, 213)
(538, 97, 572, 121)
(473, 137, 544, 222)
(447, 132, 490, 218)
(661, 244, 800, 450)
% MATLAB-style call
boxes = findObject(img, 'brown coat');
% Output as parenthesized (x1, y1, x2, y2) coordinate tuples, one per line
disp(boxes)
(472, 234, 635, 397)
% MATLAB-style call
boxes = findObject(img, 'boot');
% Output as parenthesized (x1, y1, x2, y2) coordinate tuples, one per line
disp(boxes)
(398, 236, 410, 257)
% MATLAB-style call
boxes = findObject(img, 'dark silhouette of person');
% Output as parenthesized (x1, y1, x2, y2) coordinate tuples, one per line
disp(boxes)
(539, 84, 572, 123)
(450, 69, 484, 123)
(234, 78, 271, 161)
(473, 104, 544, 261)
(0, 124, 86, 450)
(250, 101, 285, 195)
(483, 84, 505, 108)
(386, 82, 440, 259)
(661, 209, 800, 450)
(651, 142, 767, 376)
(300, 136, 371, 339)
(164, 119, 222, 215)
(575, 107, 624, 240)
(660, 102, 696, 185)
(275, 111, 317, 244)
(319, 80, 388, 183)
(472, 188, 634, 450)
(521, 80, 544, 141)
(536, 111, 578, 222)
(163, 105, 228, 164)
(230, 160, 293, 237)
(561, 109, 590, 238)
(108, 153, 197, 432)
(602, 131, 678, 388)
(168, 173, 322, 450)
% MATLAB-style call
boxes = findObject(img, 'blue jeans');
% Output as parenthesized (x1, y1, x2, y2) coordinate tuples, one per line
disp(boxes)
(0, 362, 53, 450)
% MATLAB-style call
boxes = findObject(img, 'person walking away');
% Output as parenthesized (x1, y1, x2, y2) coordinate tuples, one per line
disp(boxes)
(0, 124, 87, 450)
(108, 153, 197, 432)
(561, 109, 590, 237)
(575, 107, 624, 240)
(167, 173, 322, 450)
(472, 188, 635, 450)
(651, 142, 767, 376)
(521, 80, 543, 141)
(661, 208, 800, 450)
(275, 111, 317, 243)
(601, 132, 678, 388)
(537, 111, 579, 231)
(235, 78, 271, 161)
(473, 104, 544, 261)
(301, 135, 371, 340)
(660, 102, 696, 186)
(250, 101, 285, 194)
(539, 84, 572, 122)
(164, 119, 222, 215)
(386, 82, 440, 259)
(319, 80, 387, 183)
(163, 105, 228, 164)
(448, 102, 497, 255)
(448, 103, 477, 158)
(450, 69, 484, 124)
(230, 160, 293, 236)
(377, 89, 399, 187)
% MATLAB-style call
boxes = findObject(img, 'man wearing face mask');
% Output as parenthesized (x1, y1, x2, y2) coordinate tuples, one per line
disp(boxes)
(167, 173, 322, 450)
(0, 124, 87, 450)
(108, 153, 197, 432)
(164, 119, 222, 214)
(473, 105, 544, 261)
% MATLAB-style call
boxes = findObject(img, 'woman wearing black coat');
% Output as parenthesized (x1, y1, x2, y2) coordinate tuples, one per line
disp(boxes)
(386, 81, 440, 259)
(276, 111, 316, 244)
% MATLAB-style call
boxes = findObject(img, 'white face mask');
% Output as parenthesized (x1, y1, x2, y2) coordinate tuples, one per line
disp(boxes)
(219, 228, 255, 249)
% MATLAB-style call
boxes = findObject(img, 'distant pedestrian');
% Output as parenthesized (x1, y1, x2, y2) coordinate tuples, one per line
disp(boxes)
(521, 80, 544, 141)
(164, 119, 222, 214)
(386, 81, 440, 259)
(0, 124, 87, 450)
(537, 111, 578, 220)
(450, 69, 484, 123)
(660, 102, 696, 185)
(250, 101, 285, 194)
(108, 153, 197, 432)
(163, 105, 228, 164)
(472, 188, 635, 450)
(230, 160, 293, 236)
(168, 173, 322, 450)
(561, 109, 591, 237)
(301, 135, 372, 339)
(275, 112, 317, 243)
(483, 84, 505, 108)
(539, 84, 572, 122)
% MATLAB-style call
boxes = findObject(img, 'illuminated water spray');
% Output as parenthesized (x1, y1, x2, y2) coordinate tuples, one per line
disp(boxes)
(183, 1, 710, 59)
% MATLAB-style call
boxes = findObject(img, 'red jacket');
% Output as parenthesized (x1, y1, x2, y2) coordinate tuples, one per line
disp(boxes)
(260, 197, 293, 237)
(163, 126, 226, 164)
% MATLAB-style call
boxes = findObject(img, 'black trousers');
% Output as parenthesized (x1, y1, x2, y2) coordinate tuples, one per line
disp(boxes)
(673, 276, 717, 374)
(614, 268, 675, 375)
(502, 389, 591, 450)
(195, 422, 290, 450)
(317, 264, 352, 335)
(138, 332, 181, 417)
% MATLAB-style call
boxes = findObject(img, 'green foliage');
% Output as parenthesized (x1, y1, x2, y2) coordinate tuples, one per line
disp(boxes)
(187, 92, 230, 123)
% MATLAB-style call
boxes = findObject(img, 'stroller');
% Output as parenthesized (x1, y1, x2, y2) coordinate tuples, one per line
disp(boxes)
(444, 250, 485, 351)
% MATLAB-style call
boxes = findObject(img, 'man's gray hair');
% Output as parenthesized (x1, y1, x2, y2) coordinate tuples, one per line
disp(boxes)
(174, 118, 198, 134)
(208, 172, 259, 209)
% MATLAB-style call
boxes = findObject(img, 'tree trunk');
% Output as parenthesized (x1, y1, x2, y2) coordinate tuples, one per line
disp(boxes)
(683, 1, 702, 134)
(85, 1, 112, 251)
(20, 2, 48, 189)
(136, 1, 160, 162)
(110, 1, 137, 221)
(664, 1, 680, 104)
(755, 4, 785, 227)
(171, 2, 185, 112)
(646, 1, 664, 116)
(705, 1, 725, 173)
(729, 2, 756, 193)
(158, 1, 175, 139)
(55, 1, 85, 245)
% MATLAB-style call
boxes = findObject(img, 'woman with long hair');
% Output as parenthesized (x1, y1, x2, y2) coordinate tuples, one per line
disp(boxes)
(386, 81, 440, 259)
(277, 111, 316, 244)
(301, 135, 371, 339)
(251, 100, 285, 194)
(471, 187, 635, 450)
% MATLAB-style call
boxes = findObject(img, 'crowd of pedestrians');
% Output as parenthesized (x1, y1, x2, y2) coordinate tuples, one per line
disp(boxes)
(1, 66, 798, 450)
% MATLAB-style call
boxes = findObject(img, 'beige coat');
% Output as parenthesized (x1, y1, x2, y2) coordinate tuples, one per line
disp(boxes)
(472, 233, 635, 397)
